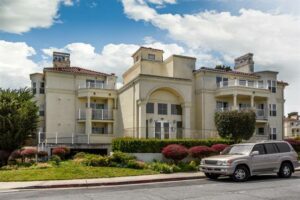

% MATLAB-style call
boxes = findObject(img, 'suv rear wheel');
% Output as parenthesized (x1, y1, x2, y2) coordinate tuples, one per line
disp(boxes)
(232, 165, 249, 182)
(278, 162, 292, 178)
(205, 173, 220, 180)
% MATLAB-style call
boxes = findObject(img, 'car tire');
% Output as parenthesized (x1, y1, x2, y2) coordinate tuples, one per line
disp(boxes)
(278, 162, 292, 178)
(231, 165, 249, 182)
(205, 173, 220, 180)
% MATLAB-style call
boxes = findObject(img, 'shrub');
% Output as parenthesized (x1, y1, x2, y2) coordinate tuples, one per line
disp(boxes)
(126, 160, 147, 169)
(50, 155, 61, 166)
(9, 149, 22, 160)
(86, 156, 109, 167)
(211, 144, 229, 152)
(52, 146, 70, 159)
(110, 151, 136, 165)
(38, 151, 48, 158)
(73, 152, 86, 159)
(21, 148, 37, 158)
(112, 138, 233, 153)
(285, 139, 300, 152)
(149, 162, 174, 173)
(162, 144, 188, 162)
(189, 146, 216, 159)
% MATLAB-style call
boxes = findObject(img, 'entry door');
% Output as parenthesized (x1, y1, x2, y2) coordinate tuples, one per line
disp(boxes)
(163, 123, 169, 139)
(176, 122, 183, 139)
(155, 122, 161, 139)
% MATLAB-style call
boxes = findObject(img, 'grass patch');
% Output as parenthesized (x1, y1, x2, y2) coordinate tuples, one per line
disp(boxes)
(0, 161, 158, 182)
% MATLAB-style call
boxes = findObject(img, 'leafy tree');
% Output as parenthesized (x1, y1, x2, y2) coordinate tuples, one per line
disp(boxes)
(215, 65, 232, 71)
(0, 88, 39, 152)
(214, 110, 256, 143)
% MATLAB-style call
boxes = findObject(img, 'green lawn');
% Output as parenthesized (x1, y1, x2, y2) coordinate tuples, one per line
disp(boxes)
(0, 161, 158, 182)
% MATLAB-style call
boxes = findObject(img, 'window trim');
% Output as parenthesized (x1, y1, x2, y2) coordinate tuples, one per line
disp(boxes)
(158, 103, 168, 115)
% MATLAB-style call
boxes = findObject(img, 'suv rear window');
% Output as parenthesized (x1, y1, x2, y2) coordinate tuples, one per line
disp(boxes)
(276, 143, 291, 153)
(264, 143, 278, 154)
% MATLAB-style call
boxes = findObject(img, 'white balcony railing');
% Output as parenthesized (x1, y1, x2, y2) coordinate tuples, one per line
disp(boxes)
(78, 82, 114, 89)
(92, 109, 113, 120)
(217, 80, 268, 89)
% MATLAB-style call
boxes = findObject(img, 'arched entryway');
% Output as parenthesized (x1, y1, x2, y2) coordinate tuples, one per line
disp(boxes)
(140, 87, 186, 139)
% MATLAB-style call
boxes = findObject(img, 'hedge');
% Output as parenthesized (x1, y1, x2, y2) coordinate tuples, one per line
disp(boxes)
(112, 138, 233, 153)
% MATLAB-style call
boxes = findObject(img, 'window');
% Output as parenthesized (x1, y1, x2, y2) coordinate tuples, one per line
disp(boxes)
(216, 77, 228, 87)
(257, 80, 264, 88)
(252, 144, 266, 155)
(87, 103, 105, 109)
(264, 143, 278, 154)
(146, 103, 154, 114)
(32, 82, 37, 94)
(248, 80, 254, 87)
(39, 104, 45, 116)
(276, 143, 291, 153)
(270, 128, 277, 140)
(239, 103, 250, 110)
(135, 56, 139, 62)
(171, 104, 182, 115)
(269, 104, 277, 116)
(239, 79, 247, 86)
(268, 80, 277, 93)
(86, 80, 104, 88)
(164, 123, 169, 139)
(92, 127, 106, 134)
(39, 82, 45, 94)
(148, 54, 155, 60)
(158, 103, 168, 115)
(257, 127, 265, 135)
(216, 101, 228, 111)
(291, 122, 294, 126)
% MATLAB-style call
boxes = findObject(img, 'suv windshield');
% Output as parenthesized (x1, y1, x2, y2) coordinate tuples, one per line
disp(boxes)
(222, 145, 253, 155)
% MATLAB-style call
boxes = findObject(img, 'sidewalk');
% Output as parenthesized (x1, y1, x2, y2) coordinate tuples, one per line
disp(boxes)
(0, 172, 205, 190)
(1, 167, 300, 191)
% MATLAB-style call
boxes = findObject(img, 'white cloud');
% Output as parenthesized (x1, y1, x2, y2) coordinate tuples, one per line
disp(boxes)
(42, 40, 186, 81)
(121, 0, 300, 113)
(0, 0, 74, 34)
(0, 40, 39, 88)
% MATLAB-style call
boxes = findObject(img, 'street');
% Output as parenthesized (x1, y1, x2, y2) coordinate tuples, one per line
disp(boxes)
(1, 171, 300, 200)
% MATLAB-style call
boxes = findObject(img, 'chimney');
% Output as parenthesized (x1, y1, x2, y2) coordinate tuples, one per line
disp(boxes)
(234, 53, 254, 73)
(53, 52, 70, 68)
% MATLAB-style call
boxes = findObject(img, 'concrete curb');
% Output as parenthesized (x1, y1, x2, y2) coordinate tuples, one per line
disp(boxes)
(18, 175, 206, 190)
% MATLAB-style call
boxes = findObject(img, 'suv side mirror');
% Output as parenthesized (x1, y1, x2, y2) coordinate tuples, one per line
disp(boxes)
(251, 151, 259, 156)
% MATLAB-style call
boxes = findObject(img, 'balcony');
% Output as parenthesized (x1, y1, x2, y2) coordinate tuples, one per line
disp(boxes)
(217, 80, 268, 89)
(78, 109, 113, 121)
(78, 82, 114, 90)
(216, 80, 269, 97)
(216, 107, 268, 121)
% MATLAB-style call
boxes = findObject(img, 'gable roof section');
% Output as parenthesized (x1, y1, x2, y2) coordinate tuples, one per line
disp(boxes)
(44, 66, 113, 77)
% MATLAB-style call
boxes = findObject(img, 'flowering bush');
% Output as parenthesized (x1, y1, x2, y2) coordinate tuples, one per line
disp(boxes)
(284, 139, 300, 151)
(211, 144, 229, 152)
(162, 144, 189, 162)
(189, 146, 216, 159)
(9, 149, 22, 160)
(52, 146, 70, 159)
(21, 148, 37, 158)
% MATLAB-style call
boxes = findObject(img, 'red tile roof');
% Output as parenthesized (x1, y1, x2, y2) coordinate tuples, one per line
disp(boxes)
(196, 67, 260, 78)
(44, 67, 114, 77)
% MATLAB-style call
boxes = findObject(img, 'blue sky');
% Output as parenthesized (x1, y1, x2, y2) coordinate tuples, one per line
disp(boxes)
(0, 0, 300, 113)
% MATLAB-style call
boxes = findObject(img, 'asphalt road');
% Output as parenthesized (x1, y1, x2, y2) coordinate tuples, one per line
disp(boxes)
(2, 172, 300, 200)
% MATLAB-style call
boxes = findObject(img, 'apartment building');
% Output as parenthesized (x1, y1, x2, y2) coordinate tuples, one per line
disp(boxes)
(31, 48, 287, 153)
(284, 112, 300, 138)
(30, 52, 117, 153)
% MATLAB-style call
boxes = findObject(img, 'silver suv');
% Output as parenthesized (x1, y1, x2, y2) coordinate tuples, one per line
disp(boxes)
(200, 141, 299, 182)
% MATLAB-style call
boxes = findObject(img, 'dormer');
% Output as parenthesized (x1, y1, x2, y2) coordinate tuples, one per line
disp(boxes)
(132, 47, 164, 63)
(234, 53, 254, 73)
(53, 52, 70, 68)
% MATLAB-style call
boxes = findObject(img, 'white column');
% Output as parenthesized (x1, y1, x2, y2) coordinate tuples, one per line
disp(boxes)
(251, 95, 255, 108)
(182, 103, 191, 138)
(233, 94, 238, 110)
(137, 100, 146, 138)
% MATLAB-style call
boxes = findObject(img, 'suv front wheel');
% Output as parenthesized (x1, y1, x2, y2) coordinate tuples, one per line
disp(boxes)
(231, 165, 250, 182)
(278, 162, 293, 178)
